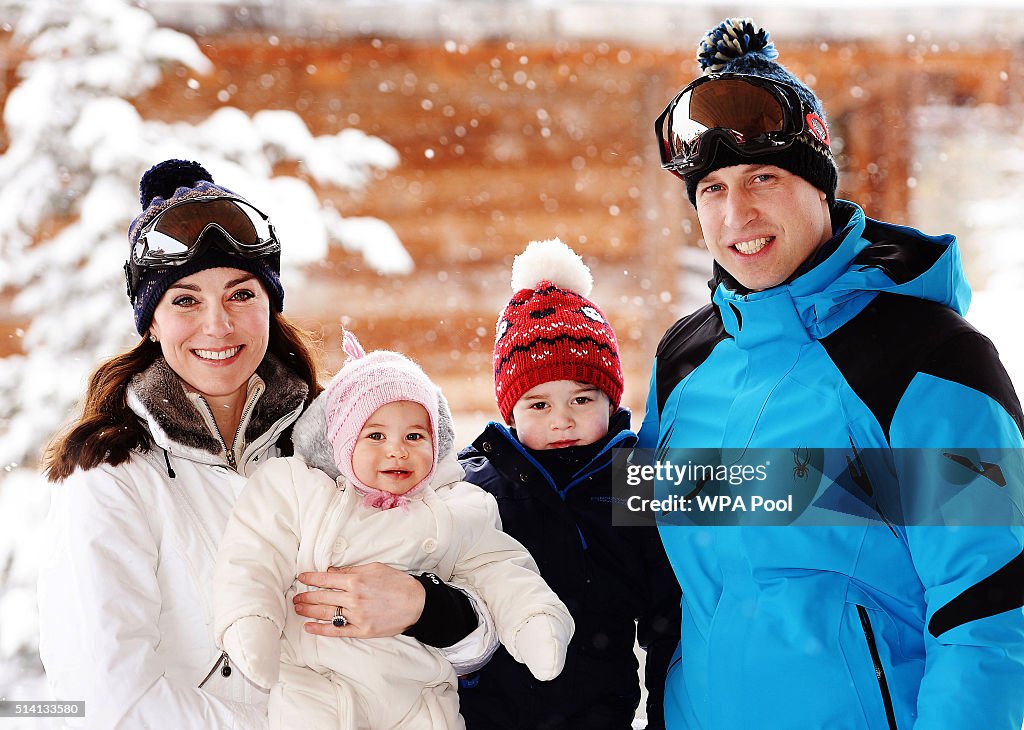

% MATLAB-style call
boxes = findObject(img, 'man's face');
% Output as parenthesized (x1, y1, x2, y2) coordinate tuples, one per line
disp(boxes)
(694, 164, 832, 291)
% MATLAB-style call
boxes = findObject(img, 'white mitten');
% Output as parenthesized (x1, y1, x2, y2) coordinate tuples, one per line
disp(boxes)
(221, 615, 282, 690)
(506, 613, 573, 681)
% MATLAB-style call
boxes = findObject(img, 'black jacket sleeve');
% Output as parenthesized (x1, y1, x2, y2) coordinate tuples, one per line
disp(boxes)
(403, 571, 479, 648)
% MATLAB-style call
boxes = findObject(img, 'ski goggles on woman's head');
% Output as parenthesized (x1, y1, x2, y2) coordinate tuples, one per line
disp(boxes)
(125, 196, 280, 300)
(655, 73, 831, 181)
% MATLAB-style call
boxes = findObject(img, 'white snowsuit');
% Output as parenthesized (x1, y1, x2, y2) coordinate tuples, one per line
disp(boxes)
(213, 454, 574, 730)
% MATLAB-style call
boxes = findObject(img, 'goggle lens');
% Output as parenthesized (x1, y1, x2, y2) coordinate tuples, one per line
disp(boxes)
(656, 74, 816, 178)
(133, 230, 189, 261)
(126, 196, 280, 301)
(664, 79, 787, 159)
(134, 198, 275, 264)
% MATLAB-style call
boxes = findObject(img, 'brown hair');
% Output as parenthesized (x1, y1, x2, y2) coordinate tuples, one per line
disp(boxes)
(42, 312, 322, 482)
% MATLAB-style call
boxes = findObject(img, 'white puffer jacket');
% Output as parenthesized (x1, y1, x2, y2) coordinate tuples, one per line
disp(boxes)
(36, 356, 497, 729)
(213, 455, 574, 727)
(37, 356, 308, 729)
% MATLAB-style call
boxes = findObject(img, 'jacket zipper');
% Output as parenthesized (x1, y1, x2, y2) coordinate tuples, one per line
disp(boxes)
(193, 385, 262, 472)
(231, 380, 264, 470)
(198, 651, 232, 688)
(856, 605, 898, 730)
(191, 395, 234, 469)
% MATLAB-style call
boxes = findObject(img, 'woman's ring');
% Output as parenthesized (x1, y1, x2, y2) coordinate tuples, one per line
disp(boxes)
(332, 606, 347, 628)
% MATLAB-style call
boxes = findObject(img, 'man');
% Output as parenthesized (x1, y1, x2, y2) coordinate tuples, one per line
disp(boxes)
(637, 17, 1024, 729)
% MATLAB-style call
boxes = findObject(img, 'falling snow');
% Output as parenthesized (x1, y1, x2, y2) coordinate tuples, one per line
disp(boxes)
(3, 2, 1024, 729)
(0, 0, 407, 712)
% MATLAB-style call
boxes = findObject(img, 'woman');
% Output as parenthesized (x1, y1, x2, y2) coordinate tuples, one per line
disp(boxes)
(37, 159, 491, 728)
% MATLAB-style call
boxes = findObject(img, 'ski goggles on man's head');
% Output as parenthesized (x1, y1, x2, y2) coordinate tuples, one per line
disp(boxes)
(655, 73, 831, 181)
(125, 196, 280, 301)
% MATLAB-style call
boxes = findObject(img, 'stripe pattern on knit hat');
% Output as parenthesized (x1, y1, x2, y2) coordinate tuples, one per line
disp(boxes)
(493, 238, 623, 424)
(324, 331, 440, 510)
(128, 159, 284, 334)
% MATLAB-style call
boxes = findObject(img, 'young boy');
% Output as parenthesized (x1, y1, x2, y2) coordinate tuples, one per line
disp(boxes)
(213, 332, 574, 729)
(458, 239, 681, 729)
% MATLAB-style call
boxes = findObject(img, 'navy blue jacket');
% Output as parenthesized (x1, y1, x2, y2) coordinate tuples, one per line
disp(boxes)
(459, 409, 681, 729)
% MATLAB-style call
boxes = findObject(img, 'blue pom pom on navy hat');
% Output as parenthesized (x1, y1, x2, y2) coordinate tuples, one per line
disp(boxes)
(695, 17, 823, 118)
(697, 17, 778, 74)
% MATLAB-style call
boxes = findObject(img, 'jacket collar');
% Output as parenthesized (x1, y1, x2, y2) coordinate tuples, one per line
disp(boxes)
(128, 354, 308, 462)
(469, 408, 637, 499)
(711, 200, 970, 347)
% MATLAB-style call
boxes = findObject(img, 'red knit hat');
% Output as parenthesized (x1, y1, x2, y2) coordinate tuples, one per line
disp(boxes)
(494, 238, 623, 424)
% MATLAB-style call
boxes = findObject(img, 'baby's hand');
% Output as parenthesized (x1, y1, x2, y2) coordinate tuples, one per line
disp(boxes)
(506, 613, 572, 681)
(221, 615, 282, 690)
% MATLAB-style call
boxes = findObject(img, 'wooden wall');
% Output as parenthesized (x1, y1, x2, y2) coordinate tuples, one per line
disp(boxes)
(5, 31, 1024, 422)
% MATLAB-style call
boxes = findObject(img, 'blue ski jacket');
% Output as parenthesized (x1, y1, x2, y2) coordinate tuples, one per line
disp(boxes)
(638, 201, 1024, 729)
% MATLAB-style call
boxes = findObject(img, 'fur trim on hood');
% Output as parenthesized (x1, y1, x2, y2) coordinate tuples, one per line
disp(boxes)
(129, 354, 309, 454)
(293, 377, 457, 482)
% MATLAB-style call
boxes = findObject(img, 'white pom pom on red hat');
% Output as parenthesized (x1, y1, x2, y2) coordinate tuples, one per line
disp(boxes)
(510, 237, 593, 297)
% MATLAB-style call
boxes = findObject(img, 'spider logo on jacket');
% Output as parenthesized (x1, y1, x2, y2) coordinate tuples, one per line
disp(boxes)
(793, 447, 812, 479)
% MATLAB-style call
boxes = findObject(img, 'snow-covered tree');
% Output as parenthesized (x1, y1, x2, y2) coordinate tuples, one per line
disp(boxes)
(0, 0, 412, 469)
(0, 0, 409, 679)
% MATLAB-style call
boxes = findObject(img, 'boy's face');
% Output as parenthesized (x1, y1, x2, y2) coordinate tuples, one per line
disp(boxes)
(351, 400, 434, 495)
(510, 380, 612, 450)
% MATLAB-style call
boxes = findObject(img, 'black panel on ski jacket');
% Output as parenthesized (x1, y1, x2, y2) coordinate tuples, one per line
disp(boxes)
(458, 409, 681, 729)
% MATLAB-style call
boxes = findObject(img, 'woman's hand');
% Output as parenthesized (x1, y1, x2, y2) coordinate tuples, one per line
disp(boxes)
(293, 562, 427, 638)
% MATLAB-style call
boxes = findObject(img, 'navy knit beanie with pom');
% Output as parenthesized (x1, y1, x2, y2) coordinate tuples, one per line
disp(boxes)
(127, 159, 285, 335)
(682, 18, 839, 205)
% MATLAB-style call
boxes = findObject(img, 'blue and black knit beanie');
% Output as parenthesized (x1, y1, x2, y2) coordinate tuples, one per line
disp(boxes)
(683, 18, 839, 205)
(128, 159, 285, 335)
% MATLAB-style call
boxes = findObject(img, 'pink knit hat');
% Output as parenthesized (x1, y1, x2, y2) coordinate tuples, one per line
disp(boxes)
(324, 332, 440, 509)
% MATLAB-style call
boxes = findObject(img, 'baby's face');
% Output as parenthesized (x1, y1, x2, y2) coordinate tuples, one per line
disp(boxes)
(510, 380, 612, 450)
(352, 400, 434, 494)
